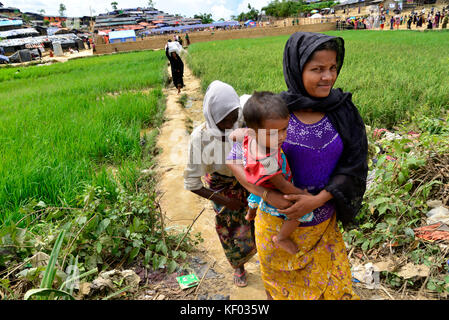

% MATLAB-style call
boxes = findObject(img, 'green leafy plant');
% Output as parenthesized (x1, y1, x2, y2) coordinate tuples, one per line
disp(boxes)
(23, 230, 75, 300)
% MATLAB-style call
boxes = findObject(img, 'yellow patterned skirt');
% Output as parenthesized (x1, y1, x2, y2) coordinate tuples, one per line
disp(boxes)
(255, 207, 359, 300)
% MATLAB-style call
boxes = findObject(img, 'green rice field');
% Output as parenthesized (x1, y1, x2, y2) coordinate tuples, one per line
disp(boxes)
(187, 30, 449, 128)
(0, 51, 167, 224)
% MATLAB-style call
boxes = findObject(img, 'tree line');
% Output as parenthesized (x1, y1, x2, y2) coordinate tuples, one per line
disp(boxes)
(262, 0, 337, 19)
(230, 1, 337, 22)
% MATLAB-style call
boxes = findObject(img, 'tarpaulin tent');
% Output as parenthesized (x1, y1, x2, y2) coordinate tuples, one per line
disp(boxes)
(0, 54, 9, 64)
(244, 20, 256, 27)
(9, 49, 32, 63)
(0, 28, 39, 39)
(46, 27, 60, 36)
(108, 29, 136, 43)
(0, 19, 23, 28)
(148, 21, 239, 34)
(212, 21, 239, 27)
(0, 33, 79, 49)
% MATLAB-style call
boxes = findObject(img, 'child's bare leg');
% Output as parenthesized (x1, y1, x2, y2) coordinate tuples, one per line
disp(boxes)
(245, 207, 257, 221)
(272, 219, 300, 254)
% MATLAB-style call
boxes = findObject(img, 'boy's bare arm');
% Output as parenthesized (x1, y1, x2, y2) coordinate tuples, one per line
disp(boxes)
(268, 174, 307, 195)
(229, 128, 249, 142)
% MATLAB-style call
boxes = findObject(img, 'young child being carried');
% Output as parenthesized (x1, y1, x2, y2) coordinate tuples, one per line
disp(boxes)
(227, 91, 313, 255)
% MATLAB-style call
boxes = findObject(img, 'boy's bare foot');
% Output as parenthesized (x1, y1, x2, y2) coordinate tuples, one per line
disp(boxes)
(272, 235, 298, 255)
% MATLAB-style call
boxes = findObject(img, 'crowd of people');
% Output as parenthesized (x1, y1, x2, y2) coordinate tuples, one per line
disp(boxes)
(337, 6, 448, 30)
(180, 31, 369, 299)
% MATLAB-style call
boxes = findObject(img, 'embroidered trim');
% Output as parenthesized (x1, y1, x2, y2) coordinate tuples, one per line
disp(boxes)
(285, 133, 339, 150)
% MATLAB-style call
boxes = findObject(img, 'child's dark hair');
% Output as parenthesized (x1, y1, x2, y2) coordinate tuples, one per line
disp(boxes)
(243, 91, 289, 129)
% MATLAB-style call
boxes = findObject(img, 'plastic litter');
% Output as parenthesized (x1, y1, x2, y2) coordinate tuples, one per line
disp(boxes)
(351, 262, 381, 289)
(176, 273, 199, 289)
(414, 222, 449, 242)
(426, 206, 449, 225)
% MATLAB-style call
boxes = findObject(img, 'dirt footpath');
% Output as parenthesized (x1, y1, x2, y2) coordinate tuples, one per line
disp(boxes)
(155, 63, 266, 300)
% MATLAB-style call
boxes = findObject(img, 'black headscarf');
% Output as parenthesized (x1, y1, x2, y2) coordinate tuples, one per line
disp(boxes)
(279, 32, 368, 226)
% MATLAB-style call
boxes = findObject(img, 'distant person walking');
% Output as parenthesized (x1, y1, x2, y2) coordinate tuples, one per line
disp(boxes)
(185, 33, 190, 46)
(166, 41, 184, 94)
(407, 16, 412, 29)
(427, 15, 433, 29)
(417, 15, 423, 28)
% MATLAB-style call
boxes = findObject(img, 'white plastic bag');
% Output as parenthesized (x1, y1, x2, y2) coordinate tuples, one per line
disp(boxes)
(167, 41, 183, 55)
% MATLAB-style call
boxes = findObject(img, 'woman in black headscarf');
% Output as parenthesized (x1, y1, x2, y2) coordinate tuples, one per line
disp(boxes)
(278, 32, 368, 226)
(227, 32, 367, 299)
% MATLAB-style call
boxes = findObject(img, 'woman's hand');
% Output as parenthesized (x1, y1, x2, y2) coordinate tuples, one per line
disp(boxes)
(277, 194, 322, 220)
(265, 190, 292, 210)
(278, 190, 333, 220)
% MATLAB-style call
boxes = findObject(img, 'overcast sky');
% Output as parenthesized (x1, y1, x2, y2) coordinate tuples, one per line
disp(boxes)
(4, 0, 272, 20)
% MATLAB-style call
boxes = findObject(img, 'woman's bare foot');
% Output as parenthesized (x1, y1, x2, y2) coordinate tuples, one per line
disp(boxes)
(272, 235, 298, 255)
(233, 267, 247, 287)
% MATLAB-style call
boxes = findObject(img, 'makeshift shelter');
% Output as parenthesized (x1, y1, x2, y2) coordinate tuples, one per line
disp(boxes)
(108, 29, 136, 43)
(0, 19, 22, 30)
(244, 20, 256, 27)
(0, 54, 9, 64)
(0, 28, 39, 39)
(147, 21, 239, 35)
(8, 49, 32, 63)
(310, 13, 324, 18)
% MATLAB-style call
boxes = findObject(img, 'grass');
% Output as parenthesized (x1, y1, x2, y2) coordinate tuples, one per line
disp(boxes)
(186, 30, 449, 128)
(0, 50, 167, 224)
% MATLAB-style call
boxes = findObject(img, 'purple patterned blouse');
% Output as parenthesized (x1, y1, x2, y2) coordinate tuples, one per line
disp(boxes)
(282, 113, 343, 227)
